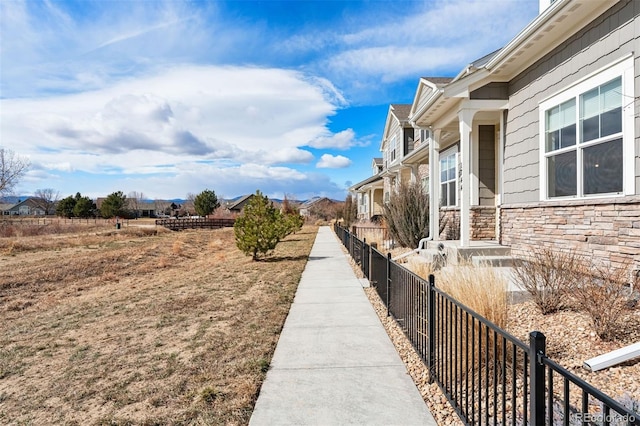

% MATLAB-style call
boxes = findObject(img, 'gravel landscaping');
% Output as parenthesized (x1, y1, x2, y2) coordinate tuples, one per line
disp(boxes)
(345, 249, 640, 424)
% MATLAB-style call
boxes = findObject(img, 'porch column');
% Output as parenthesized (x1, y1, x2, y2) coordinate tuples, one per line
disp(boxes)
(430, 129, 441, 242)
(459, 109, 476, 247)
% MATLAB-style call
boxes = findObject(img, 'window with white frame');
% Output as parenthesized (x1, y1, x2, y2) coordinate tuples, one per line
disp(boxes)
(540, 57, 633, 199)
(389, 135, 397, 162)
(440, 146, 458, 207)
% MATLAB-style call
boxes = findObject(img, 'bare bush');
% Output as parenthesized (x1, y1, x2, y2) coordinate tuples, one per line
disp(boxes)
(571, 261, 632, 341)
(383, 181, 430, 248)
(436, 262, 510, 401)
(437, 262, 509, 331)
(511, 247, 583, 314)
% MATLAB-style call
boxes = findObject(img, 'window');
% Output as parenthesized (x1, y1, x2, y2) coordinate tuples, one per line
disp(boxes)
(540, 57, 633, 199)
(388, 136, 397, 163)
(440, 146, 458, 207)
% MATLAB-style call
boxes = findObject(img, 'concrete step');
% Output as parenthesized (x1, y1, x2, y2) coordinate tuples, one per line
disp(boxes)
(416, 248, 445, 263)
(472, 255, 514, 267)
(457, 246, 511, 258)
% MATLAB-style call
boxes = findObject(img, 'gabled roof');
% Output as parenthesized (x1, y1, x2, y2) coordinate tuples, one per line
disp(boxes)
(7, 197, 46, 209)
(227, 194, 254, 211)
(445, 0, 618, 98)
(300, 197, 333, 208)
(373, 157, 383, 165)
(408, 77, 457, 128)
(419, 77, 454, 88)
(390, 104, 411, 122)
(380, 104, 413, 150)
(349, 173, 384, 192)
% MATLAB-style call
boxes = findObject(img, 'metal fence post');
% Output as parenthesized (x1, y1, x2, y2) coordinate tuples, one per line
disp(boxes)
(370, 242, 377, 280)
(362, 238, 366, 275)
(428, 274, 436, 383)
(386, 252, 391, 317)
(530, 331, 546, 425)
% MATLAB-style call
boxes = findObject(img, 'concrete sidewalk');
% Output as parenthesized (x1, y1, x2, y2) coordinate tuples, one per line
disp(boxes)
(250, 226, 437, 426)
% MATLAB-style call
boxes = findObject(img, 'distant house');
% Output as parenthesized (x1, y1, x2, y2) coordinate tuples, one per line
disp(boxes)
(0, 202, 13, 216)
(349, 158, 384, 221)
(3, 198, 47, 216)
(226, 194, 255, 213)
(129, 200, 156, 218)
(299, 197, 338, 219)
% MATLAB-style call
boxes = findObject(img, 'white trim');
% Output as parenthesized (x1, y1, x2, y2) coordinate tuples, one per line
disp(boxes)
(440, 145, 459, 207)
(538, 56, 634, 200)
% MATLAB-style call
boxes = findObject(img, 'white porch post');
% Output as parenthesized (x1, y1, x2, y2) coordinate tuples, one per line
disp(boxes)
(411, 165, 419, 184)
(430, 129, 441, 241)
(459, 109, 476, 247)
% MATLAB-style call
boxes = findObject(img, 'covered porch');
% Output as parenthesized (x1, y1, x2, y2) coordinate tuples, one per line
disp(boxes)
(409, 79, 508, 248)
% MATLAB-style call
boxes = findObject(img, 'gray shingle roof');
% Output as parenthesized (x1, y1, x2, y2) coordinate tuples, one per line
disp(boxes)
(390, 104, 412, 121)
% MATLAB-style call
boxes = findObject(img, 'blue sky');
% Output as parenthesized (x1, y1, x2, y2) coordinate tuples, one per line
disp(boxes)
(0, 0, 539, 201)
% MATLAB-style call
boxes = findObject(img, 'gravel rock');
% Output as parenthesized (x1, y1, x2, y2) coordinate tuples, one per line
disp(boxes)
(343, 248, 640, 423)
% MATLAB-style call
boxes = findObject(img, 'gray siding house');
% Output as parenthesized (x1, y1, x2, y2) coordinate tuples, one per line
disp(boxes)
(404, 0, 638, 270)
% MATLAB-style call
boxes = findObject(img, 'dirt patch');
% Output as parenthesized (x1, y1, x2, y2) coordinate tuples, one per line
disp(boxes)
(0, 225, 317, 425)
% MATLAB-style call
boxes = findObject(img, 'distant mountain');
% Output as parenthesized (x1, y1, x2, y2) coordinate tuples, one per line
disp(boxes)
(0, 196, 23, 204)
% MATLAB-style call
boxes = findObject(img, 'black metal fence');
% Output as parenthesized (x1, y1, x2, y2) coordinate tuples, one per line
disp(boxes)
(334, 223, 639, 426)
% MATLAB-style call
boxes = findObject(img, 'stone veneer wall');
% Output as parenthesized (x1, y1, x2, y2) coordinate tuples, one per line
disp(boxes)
(438, 207, 497, 241)
(471, 207, 496, 241)
(439, 208, 460, 240)
(500, 197, 640, 272)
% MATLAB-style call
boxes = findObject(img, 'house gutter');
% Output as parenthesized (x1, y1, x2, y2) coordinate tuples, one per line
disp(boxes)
(583, 342, 640, 372)
(484, 0, 569, 71)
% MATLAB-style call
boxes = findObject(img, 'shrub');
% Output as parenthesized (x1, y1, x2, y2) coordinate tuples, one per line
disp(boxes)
(234, 190, 283, 260)
(280, 196, 304, 237)
(511, 246, 582, 314)
(571, 261, 632, 341)
(382, 181, 430, 248)
(435, 262, 509, 388)
(437, 262, 508, 331)
(193, 189, 220, 217)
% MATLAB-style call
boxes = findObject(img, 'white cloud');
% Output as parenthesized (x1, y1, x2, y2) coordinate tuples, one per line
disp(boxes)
(2, 65, 344, 170)
(308, 129, 357, 150)
(319, 0, 538, 100)
(316, 154, 351, 169)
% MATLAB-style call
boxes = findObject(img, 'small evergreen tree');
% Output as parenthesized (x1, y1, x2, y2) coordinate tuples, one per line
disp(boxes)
(56, 194, 77, 218)
(234, 190, 283, 260)
(194, 189, 220, 217)
(73, 195, 95, 218)
(100, 191, 128, 218)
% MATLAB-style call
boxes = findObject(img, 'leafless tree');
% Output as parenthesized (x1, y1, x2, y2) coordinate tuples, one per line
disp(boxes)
(127, 191, 145, 218)
(0, 148, 30, 197)
(33, 188, 60, 215)
(154, 199, 171, 216)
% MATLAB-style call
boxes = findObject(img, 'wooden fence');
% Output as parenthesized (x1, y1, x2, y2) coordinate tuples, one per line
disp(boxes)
(155, 218, 235, 231)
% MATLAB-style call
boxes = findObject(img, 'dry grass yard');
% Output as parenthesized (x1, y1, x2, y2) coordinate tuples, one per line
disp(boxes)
(0, 221, 317, 425)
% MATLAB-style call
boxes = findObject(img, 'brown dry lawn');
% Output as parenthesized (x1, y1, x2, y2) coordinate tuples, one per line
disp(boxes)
(0, 221, 318, 425)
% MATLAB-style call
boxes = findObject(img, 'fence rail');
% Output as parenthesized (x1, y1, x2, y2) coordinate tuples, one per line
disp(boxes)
(156, 218, 235, 231)
(334, 223, 640, 426)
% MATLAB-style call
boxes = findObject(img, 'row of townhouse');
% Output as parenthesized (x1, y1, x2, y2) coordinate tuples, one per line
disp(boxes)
(351, 0, 640, 271)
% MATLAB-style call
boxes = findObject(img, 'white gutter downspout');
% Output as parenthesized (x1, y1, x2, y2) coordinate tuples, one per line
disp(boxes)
(583, 342, 640, 372)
